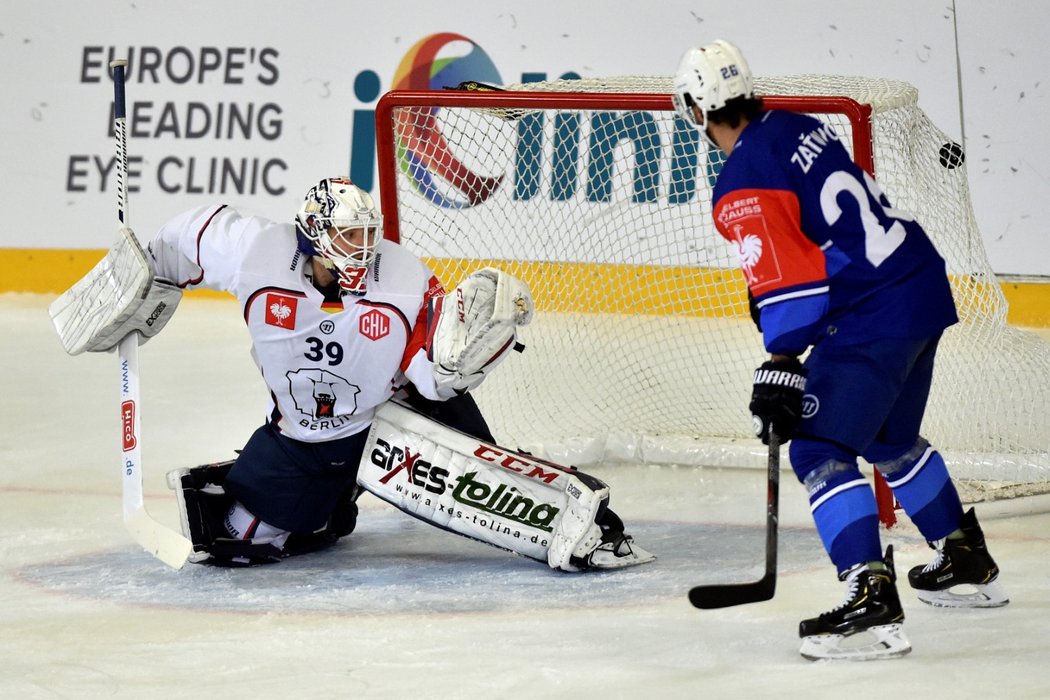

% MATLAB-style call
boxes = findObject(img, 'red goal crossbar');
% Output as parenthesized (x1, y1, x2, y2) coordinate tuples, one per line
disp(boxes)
(375, 90, 874, 242)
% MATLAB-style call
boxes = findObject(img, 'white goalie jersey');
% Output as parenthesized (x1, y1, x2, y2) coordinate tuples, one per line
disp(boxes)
(148, 204, 448, 442)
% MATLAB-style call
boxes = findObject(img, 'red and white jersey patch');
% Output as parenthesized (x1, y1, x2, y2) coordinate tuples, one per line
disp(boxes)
(726, 216, 784, 292)
(359, 308, 390, 340)
(265, 293, 299, 329)
(714, 188, 826, 296)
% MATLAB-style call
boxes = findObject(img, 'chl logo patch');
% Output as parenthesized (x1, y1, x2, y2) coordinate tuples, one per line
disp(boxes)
(359, 309, 390, 341)
(265, 293, 299, 329)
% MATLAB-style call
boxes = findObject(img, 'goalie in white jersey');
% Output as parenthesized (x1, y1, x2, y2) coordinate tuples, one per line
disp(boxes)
(149, 177, 653, 571)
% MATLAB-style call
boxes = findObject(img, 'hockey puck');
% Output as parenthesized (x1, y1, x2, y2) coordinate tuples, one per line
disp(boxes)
(939, 141, 965, 169)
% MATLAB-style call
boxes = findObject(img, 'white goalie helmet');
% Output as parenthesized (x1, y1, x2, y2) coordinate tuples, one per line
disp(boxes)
(295, 177, 383, 293)
(672, 39, 754, 138)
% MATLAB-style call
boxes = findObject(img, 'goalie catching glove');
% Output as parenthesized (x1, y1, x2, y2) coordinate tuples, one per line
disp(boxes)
(427, 267, 533, 397)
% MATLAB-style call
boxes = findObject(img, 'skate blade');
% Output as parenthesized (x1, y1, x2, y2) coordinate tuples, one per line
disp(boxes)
(800, 624, 912, 661)
(915, 580, 1009, 608)
(588, 541, 656, 569)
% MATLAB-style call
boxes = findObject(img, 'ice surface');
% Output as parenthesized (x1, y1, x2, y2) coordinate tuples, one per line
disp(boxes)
(3, 294, 1049, 699)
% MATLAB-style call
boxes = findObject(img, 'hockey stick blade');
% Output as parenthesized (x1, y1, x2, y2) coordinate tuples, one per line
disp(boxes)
(120, 334, 194, 569)
(688, 574, 776, 609)
(126, 508, 192, 570)
(689, 432, 780, 609)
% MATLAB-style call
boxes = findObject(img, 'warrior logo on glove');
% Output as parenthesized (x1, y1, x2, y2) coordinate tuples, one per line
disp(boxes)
(749, 356, 807, 444)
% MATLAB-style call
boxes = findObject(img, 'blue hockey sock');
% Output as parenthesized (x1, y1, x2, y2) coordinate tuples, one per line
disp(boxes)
(810, 470, 882, 574)
(792, 439, 881, 574)
(877, 441, 963, 541)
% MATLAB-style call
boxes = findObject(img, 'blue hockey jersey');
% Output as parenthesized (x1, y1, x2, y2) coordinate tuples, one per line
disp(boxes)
(711, 110, 958, 355)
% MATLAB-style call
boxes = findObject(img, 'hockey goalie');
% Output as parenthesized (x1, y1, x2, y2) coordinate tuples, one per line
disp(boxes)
(62, 176, 653, 572)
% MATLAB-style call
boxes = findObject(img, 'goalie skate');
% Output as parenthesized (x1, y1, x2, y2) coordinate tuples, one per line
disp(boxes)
(566, 506, 655, 570)
(582, 533, 655, 570)
(799, 546, 911, 661)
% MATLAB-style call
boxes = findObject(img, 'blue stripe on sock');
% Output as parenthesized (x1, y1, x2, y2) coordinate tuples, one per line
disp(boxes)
(811, 480, 881, 573)
(884, 449, 962, 540)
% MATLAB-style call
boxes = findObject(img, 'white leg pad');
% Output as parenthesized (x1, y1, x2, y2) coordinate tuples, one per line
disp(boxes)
(358, 401, 608, 571)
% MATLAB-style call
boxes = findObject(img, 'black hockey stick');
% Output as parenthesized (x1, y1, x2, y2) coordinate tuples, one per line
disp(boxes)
(688, 431, 780, 609)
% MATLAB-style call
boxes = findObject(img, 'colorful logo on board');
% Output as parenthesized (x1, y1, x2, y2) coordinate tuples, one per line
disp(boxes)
(390, 33, 504, 209)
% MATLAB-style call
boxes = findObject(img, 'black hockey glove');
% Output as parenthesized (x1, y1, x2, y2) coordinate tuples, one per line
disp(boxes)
(749, 356, 807, 444)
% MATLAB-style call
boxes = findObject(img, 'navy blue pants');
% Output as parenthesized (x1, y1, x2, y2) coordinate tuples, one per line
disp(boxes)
(796, 332, 941, 460)
(224, 392, 493, 533)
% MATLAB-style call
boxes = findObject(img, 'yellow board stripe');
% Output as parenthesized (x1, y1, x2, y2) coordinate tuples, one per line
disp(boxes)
(422, 258, 749, 317)
(5, 248, 1048, 326)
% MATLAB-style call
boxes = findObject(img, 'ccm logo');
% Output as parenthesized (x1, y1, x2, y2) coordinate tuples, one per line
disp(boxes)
(121, 400, 137, 451)
(473, 446, 560, 484)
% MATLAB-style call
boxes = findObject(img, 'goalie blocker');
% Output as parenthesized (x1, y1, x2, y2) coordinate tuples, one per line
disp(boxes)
(49, 226, 182, 356)
(359, 401, 654, 571)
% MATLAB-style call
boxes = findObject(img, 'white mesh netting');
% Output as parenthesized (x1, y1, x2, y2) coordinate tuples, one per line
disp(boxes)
(378, 75, 1050, 499)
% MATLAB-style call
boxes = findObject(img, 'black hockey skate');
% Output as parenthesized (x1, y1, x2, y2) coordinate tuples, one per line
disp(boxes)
(798, 546, 911, 661)
(908, 507, 1009, 608)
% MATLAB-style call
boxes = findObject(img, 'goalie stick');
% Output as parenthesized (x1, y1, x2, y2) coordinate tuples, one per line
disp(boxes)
(688, 431, 780, 609)
(107, 61, 193, 569)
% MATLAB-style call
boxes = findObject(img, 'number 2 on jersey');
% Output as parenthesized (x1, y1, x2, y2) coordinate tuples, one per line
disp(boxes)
(820, 170, 914, 267)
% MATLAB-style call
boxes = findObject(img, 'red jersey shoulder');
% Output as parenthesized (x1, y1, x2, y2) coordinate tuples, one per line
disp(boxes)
(714, 188, 826, 296)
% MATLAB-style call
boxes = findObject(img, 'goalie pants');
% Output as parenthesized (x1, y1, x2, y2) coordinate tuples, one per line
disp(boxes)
(225, 392, 495, 534)
(225, 421, 367, 534)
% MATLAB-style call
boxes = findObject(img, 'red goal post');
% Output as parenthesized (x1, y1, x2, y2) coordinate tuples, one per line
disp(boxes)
(373, 78, 1050, 514)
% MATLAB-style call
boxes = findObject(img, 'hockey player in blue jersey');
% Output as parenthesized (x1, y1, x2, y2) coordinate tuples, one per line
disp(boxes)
(672, 40, 1008, 660)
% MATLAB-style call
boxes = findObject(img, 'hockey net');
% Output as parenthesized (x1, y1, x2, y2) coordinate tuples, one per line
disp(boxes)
(375, 75, 1050, 503)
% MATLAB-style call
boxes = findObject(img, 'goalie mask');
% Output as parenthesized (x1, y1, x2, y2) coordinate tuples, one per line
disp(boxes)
(295, 177, 383, 293)
(672, 39, 754, 148)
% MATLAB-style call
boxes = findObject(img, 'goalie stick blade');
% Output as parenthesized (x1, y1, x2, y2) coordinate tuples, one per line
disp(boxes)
(125, 508, 193, 570)
(688, 576, 776, 609)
